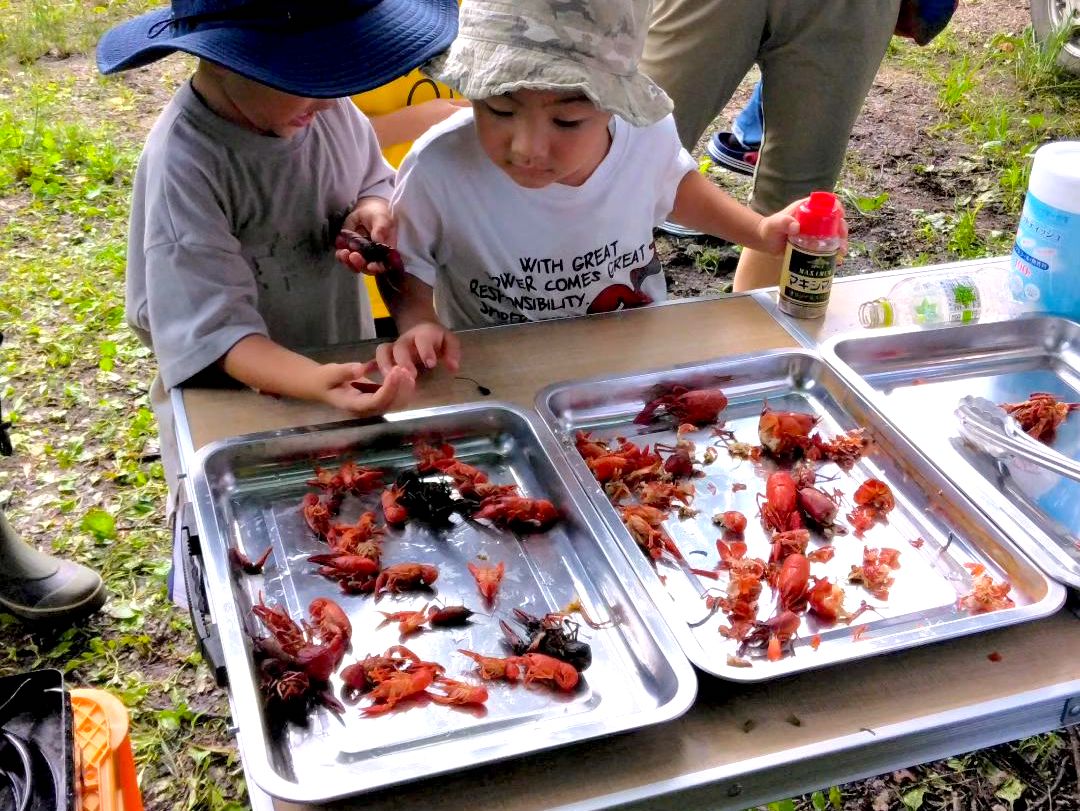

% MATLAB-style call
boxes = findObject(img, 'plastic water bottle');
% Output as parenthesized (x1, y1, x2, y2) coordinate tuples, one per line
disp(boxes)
(1010, 141, 1080, 315)
(858, 267, 1013, 328)
(777, 191, 844, 319)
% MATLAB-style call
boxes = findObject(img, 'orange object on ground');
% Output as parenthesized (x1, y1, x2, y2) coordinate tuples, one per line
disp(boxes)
(70, 688, 144, 811)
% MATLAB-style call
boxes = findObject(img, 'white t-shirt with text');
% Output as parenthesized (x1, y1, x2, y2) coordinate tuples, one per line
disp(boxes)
(392, 110, 697, 329)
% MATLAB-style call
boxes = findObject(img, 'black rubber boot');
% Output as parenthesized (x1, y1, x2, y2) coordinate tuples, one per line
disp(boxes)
(0, 511, 106, 625)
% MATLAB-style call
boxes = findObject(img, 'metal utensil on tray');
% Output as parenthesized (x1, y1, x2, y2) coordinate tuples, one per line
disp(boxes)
(956, 395, 1080, 483)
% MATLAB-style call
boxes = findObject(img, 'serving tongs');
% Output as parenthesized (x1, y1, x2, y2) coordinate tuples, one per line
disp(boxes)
(955, 395, 1080, 484)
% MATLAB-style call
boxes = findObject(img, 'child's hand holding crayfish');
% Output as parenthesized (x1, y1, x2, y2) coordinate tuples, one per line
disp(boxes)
(334, 196, 405, 276)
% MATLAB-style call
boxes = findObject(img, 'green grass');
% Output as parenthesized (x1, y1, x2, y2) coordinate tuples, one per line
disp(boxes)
(1, 4, 1077, 810)
(0, 9, 247, 809)
(0, 0, 161, 63)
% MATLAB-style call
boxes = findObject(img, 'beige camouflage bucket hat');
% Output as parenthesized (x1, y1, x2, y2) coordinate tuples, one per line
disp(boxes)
(426, 0, 672, 127)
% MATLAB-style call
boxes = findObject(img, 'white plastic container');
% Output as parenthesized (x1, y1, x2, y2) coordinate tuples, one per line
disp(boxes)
(1009, 141, 1080, 315)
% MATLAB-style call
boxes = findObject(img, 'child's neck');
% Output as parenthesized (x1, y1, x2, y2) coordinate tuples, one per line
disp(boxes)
(191, 67, 275, 137)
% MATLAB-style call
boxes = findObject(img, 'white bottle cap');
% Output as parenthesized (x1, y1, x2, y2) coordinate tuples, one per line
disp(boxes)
(1027, 141, 1080, 215)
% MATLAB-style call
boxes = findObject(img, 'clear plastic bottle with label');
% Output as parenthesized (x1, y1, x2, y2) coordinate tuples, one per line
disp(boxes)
(858, 266, 1014, 328)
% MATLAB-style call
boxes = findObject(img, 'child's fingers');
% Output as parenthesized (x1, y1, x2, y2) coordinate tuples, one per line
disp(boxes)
(356, 366, 415, 415)
(367, 212, 396, 247)
(374, 342, 399, 377)
(440, 330, 462, 374)
(391, 339, 420, 377)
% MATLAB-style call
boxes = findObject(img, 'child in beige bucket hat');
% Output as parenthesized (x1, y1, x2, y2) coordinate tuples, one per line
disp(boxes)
(375, 0, 846, 374)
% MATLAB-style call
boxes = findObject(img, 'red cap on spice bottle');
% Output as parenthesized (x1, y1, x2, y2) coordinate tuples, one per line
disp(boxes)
(794, 191, 842, 238)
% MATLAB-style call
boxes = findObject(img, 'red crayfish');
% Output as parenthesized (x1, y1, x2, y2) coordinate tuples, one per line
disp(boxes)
(374, 562, 439, 597)
(458, 650, 579, 692)
(473, 495, 560, 532)
(758, 471, 803, 533)
(738, 610, 801, 662)
(467, 561, 506, 604)
(301, 493, 338, 538)
(958, 574, 1015, 614)
(847, 478, 896, 537)
(619, 504, 684, 561)
(758, 404, 818, 459)
(307, 461, 384, 496)
(251, 596, 352, 714)
(775, 553, 810, 612)
(1000, 392, 1080, 444)
(634, 385, 729, 427)
(848, 547, 901, 600)
(428, 677, 489, 707)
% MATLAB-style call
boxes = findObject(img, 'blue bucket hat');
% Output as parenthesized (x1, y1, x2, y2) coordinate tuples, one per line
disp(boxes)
(97, 0, 459, 98)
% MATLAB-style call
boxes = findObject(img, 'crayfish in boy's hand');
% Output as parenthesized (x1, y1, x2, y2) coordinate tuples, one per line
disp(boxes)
(501, 608, 593, 671)
(634, 385, 729, 427)
(336, 228, 405, 275)
(999, 391, 1080, 443)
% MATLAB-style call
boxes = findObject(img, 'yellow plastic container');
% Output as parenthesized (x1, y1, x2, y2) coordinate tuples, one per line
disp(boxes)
(70, 689, 143, 811)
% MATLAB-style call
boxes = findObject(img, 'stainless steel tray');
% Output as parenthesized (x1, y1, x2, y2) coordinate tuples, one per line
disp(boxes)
(822, 316, 1080, 591)
(536, 349, 1065, 682)
(186, 403, 696, 804)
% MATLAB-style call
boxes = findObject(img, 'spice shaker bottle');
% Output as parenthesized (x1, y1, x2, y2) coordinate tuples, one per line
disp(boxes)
(777, 191, 844, 319)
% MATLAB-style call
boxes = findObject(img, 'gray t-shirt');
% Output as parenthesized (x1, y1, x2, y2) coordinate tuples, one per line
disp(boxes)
(127, 81, 393, 389)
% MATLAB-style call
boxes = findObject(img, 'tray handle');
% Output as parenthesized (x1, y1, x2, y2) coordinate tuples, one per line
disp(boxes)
(178, 500, 228, 687)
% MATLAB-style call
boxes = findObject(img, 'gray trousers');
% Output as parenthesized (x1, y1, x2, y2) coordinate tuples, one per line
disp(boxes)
(640, 0, 902, 214)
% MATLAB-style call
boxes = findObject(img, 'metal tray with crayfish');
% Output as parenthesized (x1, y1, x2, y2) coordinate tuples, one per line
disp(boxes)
(536, 348, 1065, 682)
(185, 402, 696, 805)
(822, 315, 1080, 591)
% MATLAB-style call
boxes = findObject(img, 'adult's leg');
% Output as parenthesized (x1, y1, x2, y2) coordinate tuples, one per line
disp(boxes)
(733, 0, 901, 291)
(640, 0, 765, 150)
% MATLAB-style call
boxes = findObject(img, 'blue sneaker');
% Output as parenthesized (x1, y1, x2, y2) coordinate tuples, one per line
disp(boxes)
(706, 132, 758, 177)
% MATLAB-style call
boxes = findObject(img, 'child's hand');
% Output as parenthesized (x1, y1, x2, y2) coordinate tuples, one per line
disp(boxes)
(316, 360, 415, 415)
(375, 321, 461, 377)
(756, 202, 801, 255)
(411, 98, 471, 131)
(758, 198, 850, 260)
(336, 196, 397, 275)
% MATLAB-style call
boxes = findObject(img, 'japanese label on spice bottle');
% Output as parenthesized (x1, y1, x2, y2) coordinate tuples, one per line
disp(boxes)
(776, 191, 843, 320)
(778, 245, 837, 318)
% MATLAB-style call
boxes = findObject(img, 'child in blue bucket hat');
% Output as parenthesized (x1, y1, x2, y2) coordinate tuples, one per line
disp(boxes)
(97, 0, 456, 606)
